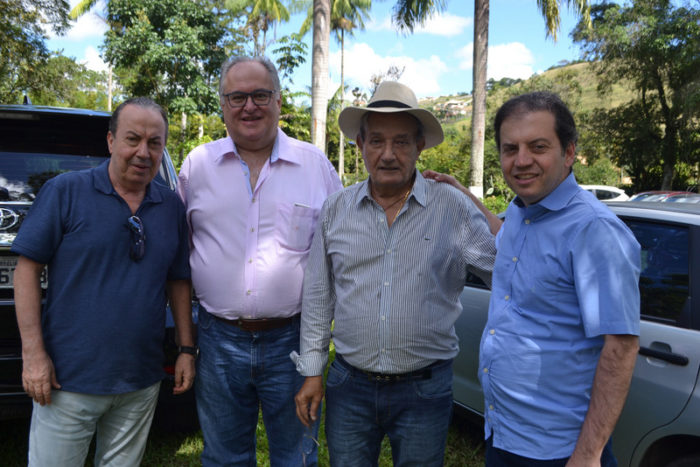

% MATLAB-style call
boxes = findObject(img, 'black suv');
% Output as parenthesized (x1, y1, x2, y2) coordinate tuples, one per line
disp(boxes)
(0, 103, 196, 429)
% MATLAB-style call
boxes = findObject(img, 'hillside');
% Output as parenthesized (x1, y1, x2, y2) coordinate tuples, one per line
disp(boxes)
(418, 61, 637, 126)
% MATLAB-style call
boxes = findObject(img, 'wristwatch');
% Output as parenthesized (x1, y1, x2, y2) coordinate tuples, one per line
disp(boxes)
(178, 345, 199, 358)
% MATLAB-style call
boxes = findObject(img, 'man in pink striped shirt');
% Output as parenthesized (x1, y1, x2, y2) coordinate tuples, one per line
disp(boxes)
(178, 55, 342, 466)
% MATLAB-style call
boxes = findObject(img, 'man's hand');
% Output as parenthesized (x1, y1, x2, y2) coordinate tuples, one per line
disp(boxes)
(295, 376, 324, 427)
(172, 353, 196, 395)
(22, 350, 60, 406)
(423, 170, 468, 194)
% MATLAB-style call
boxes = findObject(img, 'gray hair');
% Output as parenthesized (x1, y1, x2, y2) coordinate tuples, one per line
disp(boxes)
(110, 97, 169, 141)
(219, 56, 281, 99)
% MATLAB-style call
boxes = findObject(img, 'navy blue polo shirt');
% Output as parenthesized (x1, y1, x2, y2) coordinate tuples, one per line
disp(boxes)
(12, 160, 190, 394)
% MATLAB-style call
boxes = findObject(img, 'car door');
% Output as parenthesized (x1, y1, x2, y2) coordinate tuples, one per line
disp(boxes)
(612, 217, 700, 466)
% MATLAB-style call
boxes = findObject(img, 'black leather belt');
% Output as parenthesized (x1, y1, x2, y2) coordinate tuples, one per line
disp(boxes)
(211, 313, 299, 332)
(336, 354, 442, 383)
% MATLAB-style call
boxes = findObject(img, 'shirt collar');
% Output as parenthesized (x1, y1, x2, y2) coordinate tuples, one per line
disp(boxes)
(217, 128, 299, 166)
(93, 159, 162, 203)
(513, 171, 578, 213)
(356, 169, 427, 208)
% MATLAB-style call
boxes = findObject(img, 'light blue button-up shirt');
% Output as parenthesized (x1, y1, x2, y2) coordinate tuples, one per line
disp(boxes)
(480, 173, 640, 459)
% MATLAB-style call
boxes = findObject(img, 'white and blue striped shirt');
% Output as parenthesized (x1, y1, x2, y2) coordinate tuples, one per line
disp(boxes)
(295, 171, 496, 376)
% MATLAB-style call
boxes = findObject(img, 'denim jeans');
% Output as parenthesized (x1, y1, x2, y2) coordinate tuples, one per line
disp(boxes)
(325, 355, 453, 467)
(28, 382, 160, 467)
(196, 308, 319, 467)
(485, 435, 617, 467)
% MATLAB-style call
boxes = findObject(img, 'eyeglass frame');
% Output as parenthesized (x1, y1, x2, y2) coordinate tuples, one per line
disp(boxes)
(127, 215, 146, 262)
(222, 89, 277, 108)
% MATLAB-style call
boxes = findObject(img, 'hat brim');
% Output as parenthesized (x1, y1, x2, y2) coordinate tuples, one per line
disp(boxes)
(338, 106, 444, 149)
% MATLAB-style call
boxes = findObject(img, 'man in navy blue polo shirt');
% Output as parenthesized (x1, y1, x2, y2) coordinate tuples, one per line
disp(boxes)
(12, 97, 195, 466)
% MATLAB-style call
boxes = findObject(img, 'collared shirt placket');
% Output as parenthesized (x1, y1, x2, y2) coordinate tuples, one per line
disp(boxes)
(242, 163, 270, 318)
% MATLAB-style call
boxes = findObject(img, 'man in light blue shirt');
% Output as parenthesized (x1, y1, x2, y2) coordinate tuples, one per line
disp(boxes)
(481, 92, 640, 466)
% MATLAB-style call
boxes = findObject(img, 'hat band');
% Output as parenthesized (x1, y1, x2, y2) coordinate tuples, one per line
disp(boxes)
(367, 100, 411, 109)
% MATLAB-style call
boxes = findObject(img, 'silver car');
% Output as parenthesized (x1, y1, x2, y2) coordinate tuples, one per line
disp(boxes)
(453, 201, 700, 466)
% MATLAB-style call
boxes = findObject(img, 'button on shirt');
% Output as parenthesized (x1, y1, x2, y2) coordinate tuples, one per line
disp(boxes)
(177, 128, 342, 319)
(480, 173, 640, 459)
(294, 172, 496, 376)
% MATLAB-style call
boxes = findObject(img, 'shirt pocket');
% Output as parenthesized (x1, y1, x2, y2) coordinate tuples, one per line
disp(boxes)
(275, 203, 319, 252)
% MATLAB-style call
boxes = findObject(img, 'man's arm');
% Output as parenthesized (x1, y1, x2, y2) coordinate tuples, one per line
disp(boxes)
(293, 209, 335, 427)
(423, 170, 502, 235)
(568, 334, 639, 466)
(166, 279, 196, 395)
(14, 255, 60, 405)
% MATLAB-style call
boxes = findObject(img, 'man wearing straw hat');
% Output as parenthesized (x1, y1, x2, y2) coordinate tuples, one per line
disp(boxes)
(292, 81, 498, 465)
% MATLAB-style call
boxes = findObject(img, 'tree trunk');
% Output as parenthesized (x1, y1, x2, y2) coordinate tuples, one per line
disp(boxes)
(108, 65, 113, 111)
(311, 0, 330, 153)
(338, 30, 345, 181)
(179, 111, 187, 166)
(469, 0, 489, 199)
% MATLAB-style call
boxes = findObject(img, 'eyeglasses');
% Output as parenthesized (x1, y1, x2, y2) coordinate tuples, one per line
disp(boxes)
(223, 89, 275, 108)
(127, 216, 145, 262)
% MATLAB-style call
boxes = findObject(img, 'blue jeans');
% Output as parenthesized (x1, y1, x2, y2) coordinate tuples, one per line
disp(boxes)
(485, 435, 617, 466)
(325, 355, 453, 467)
(196, 309, 318, 467)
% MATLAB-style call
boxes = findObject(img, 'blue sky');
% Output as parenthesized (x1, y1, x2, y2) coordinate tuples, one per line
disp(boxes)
(48, 0, 587, 99)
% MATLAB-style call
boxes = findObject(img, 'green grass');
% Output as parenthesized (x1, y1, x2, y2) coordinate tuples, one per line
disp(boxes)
(0, 407, 484, 466)
(1, 349, 484, 466)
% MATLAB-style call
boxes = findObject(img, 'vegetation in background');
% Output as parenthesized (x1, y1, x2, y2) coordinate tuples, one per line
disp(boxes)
(2, 0, 698, 198)
(573, 0, 700, 192)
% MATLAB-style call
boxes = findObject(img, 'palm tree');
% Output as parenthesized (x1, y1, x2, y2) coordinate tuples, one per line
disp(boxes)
(393, 0, 591, 198)
(311, 0, 331, 152)
(245, 0, 291, 55)
(69, 0, 113, 110)
(302, 0, 372, 177)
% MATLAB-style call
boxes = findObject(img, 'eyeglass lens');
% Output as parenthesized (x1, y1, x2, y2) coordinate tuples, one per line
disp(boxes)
(127, 215, 145, 261)
(225, 90, 274, 108)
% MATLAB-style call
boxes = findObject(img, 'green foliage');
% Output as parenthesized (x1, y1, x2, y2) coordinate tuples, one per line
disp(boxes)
(0, 0, 71, 103)
(573, 155, 621, 186)
(27, 55, 110, 110)
(572, 0, 700, 191)
(104, 0, 232, 116)
(168, 114, 227, 171)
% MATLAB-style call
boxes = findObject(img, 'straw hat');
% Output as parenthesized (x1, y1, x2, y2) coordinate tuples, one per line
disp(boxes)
(338, 81, 444, 149)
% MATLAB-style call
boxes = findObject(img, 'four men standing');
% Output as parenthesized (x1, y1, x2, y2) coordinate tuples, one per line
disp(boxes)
(178, 56, 341, 466)
(14, 55, 641, 466)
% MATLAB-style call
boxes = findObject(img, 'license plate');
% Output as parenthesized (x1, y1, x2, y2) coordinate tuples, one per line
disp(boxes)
(0, 257, 48, 289)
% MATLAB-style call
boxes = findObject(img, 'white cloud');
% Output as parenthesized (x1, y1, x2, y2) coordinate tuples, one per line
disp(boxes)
(46, 1, 108, 40)
(82, 46, 108, 72)
(368, 13, 471, 37)
(65, 12, 108, 40)
(456, 42, 535, 81)
(329, 42, 448, 98)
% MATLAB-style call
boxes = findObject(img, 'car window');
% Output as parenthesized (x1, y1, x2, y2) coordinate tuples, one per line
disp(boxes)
(596, 189, 617, 200)
(1, 152, 106, 201)
(624, 219, 689, 326)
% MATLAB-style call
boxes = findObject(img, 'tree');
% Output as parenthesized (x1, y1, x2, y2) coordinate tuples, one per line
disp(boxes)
(104, 0, 233, 163)
(0, 0, 71, 103)
(392, 0, 591, 198)
(311, 0, 331, 152)
(573, 0, 700, 191)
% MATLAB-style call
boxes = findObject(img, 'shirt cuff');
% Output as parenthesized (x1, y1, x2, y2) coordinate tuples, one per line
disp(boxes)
(289, 351, 327, 377)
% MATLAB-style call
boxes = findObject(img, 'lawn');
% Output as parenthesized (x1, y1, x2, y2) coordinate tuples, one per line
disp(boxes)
(0, 408, 484, 466)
